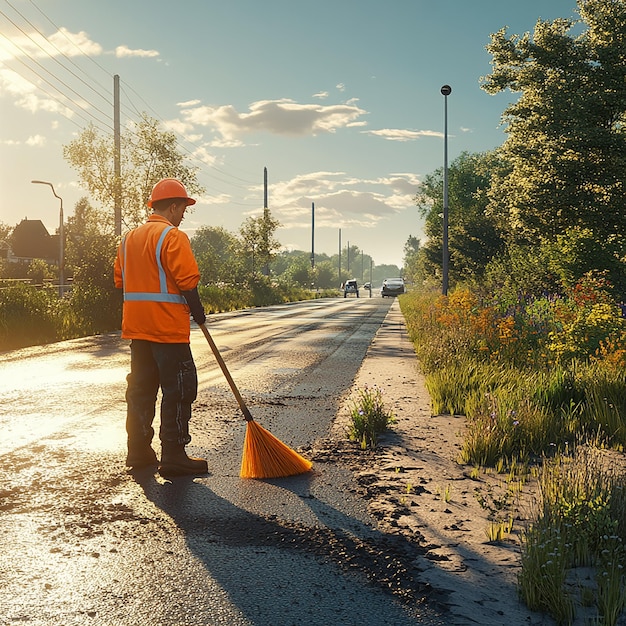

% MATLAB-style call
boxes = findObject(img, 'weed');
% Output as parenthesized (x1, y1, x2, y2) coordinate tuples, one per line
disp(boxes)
(346, 384, 395, 449)
(486, 517, 513, 542)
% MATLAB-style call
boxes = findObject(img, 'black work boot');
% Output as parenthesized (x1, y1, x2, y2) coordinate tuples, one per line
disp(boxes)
(159, 445, 208, 477)
(126, 443, 158, 469)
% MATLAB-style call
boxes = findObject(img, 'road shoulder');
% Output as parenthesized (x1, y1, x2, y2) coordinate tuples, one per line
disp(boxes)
(329, 298, 554, 626)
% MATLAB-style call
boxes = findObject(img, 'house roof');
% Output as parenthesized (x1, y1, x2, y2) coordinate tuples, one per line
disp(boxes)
(10, 219, 59, 260)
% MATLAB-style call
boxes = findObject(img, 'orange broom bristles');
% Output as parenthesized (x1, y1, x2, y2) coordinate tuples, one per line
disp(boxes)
(240, 419, 313, 479)
(199, 323, 312, 480)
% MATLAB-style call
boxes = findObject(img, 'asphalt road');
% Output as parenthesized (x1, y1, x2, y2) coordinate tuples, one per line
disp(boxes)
(0, 297, 447, 626)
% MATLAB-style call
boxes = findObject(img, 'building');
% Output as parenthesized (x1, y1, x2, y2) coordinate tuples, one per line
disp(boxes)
(5, 219, 59, 266)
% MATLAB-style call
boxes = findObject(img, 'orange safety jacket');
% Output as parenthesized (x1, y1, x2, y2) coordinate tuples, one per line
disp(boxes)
(114, 214, 200, 343)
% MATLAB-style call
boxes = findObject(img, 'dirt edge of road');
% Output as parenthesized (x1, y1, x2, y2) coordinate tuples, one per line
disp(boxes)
(316, 298, 555, 626)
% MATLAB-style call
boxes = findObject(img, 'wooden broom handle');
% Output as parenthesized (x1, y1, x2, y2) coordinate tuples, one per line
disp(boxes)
(199, 323, 254, 422)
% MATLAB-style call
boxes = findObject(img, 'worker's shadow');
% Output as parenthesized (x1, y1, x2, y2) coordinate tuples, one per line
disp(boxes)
(131, 468, 447, 625)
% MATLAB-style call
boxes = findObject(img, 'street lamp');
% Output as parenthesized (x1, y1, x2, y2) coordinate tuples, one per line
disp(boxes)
(31, 180, 64, 296)
(441, 84, 451, 296)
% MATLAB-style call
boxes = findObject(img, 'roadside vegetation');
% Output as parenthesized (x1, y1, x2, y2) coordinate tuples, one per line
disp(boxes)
(400, 279, 626, 624)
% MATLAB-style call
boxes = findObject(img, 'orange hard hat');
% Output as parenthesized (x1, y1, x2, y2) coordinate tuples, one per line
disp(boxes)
(147, 178, 196, 208)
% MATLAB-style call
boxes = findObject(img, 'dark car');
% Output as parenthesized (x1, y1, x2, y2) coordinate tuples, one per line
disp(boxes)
(343, 279, 359, 298)
(380, 278, 405, 297)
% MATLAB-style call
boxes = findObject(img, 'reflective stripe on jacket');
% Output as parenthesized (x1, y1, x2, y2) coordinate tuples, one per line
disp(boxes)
(114, 214, 200, 343)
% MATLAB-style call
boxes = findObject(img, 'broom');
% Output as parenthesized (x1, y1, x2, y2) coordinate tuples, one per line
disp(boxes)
(199, 323, 313, 479)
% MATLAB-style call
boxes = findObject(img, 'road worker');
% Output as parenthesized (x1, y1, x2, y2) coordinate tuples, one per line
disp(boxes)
(114, 178, 208, 476)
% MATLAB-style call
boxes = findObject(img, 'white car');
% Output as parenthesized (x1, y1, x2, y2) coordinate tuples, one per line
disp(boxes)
(343, 279, 359, 297)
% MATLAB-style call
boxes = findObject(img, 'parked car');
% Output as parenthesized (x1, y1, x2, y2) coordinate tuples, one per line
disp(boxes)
(380, 278, 405, 297)
(343, 279, 359, 298)
(363, 282, 371, 290)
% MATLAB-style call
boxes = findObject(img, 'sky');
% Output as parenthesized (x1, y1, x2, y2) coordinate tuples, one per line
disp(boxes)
(0, 0, 581, 268)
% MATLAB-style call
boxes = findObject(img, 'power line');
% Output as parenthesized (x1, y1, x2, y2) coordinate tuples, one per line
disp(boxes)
(5, 0, 112, 109)
(0, 37, 112, 131)
(0, 10, 114, 129)
(2, 0, 263, 205)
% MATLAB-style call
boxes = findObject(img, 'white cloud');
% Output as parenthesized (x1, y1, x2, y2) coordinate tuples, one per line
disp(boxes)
(0, 67, 76, 116)
(0, 67, 34, 96)
(363, 128, 443, 141)
(312, 91, 329, 99)
(0, 28, 102, 62)
(263, 170, 420, 231)
(190, 145, 218, 167)
(26, 135, 46, 146)
(49, 28, 103, 57)
(336, 83, 345, 91)
(115, 45, 159, 58)
(178, 99, 202, 107)
(178, 98, 367, 141)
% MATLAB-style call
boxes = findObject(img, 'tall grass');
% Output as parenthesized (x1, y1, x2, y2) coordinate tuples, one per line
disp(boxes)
(400, 286, 626, 465)
(519, 446, 626, 624)
(399, 282, 626, 623)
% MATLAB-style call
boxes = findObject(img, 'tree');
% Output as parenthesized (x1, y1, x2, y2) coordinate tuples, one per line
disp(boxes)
(313, 261, 337, 289)
(26, 258, 56, 285)
(282, 255, 312, 286)
(0, 222, 12, 244)
(64, 197, 121, 332)
(402, 235, 421, 284)
(0, 222, 13, 278)
(482, 0, 626, 249)
(415, 151, 504, 285)
(63, 113, 204, 230)
(191, 226, 240, 284)
(239, 211, 281, 278)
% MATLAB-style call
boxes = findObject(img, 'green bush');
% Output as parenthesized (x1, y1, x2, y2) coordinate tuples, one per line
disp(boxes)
(0, 283, 60, 350)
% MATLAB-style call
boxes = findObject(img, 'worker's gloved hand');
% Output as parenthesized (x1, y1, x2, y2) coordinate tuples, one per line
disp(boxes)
(181, 288, 206, 326)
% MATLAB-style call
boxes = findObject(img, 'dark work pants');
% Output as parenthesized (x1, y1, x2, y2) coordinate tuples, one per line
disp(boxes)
(125, 340, 198, 449)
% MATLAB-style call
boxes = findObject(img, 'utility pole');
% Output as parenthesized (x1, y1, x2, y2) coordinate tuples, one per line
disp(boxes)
(441, 84, 452, 295)
(310, 202, 315, 268)
(338, 228, 342, 286)
(114, 75, 121, 237)
(262, 167, 269, 276)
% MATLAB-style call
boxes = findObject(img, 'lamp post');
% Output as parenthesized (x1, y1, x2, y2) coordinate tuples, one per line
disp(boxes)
(31, 180, 64, 296)
(441, 84, 451, 296)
